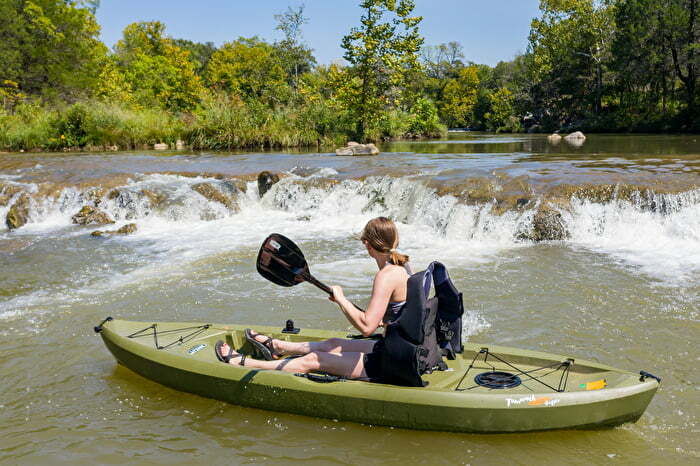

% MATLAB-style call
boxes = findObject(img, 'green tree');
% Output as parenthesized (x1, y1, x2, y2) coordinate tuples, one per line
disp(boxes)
(172, 39, 217, 76)
(340, 0, 424, 140)
(485, 87, 520, 132)
(111, 21, 204, 111)
(274, 5, 316, 92)
(529, 0, 615, 123)
(664, 0, 698, 113)
(207, 37, 290, 106)
(0, 0, 106, 101)
(419, 41, 465, 107)
(440, 65, 480, 127)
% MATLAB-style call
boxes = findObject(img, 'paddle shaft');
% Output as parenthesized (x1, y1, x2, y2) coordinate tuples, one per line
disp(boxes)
(303, 272, 365, 312)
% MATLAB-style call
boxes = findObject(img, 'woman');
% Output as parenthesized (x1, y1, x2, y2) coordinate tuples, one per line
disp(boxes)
(214, 216, 411, 381)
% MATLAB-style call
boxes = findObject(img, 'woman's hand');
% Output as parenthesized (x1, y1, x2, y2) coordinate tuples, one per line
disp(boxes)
(329, 285, 346, 304)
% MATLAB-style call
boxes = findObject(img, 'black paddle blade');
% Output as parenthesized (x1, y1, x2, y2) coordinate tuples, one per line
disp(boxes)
(256, 233, 311, 288)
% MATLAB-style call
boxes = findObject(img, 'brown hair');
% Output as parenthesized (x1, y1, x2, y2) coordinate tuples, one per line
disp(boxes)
(360, 217, 409, 266)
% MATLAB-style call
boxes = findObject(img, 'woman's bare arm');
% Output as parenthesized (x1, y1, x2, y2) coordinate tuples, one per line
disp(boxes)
(331, 270, 394, 336)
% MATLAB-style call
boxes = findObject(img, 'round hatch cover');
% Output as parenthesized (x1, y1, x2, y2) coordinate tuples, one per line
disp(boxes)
(474, 371, 522, 389)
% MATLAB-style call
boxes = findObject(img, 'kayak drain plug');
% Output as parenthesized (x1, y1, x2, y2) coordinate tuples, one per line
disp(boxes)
(282, 319, 300, 334)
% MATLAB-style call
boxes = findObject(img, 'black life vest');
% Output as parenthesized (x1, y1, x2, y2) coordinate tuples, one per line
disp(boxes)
(380, 261, 464, 387)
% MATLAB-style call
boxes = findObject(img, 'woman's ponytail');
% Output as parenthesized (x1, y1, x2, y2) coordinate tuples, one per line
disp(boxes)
(361, 217, 409, 266)
(389, 248, 409, 266)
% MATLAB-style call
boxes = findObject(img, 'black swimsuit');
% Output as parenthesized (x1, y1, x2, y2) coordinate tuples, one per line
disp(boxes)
(363, 301, 405, 382)
(363, 262, 411, 382)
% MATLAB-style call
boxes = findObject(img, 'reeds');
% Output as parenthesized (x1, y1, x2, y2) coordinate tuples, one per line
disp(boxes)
(0, 96, 444, 152)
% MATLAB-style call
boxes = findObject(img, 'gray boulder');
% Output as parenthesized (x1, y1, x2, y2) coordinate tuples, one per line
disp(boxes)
(335, 142, 380, 156)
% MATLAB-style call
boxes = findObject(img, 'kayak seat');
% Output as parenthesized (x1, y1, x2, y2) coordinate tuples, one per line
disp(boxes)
(378, 262, 462, 387)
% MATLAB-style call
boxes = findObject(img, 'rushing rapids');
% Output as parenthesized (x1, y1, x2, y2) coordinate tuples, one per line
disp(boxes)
(1, 171, 699, 283)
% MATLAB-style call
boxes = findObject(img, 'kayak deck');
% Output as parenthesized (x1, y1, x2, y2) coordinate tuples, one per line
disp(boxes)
(97, 318, 660, 433)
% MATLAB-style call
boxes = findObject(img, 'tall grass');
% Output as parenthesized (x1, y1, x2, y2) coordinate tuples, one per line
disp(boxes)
(0, 95, 444, 152)
(0, 102, 184, 151)
(187, 95, 347, 149)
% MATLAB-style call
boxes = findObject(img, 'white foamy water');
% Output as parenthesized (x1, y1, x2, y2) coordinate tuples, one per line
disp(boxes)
(1, 173, 699, 322)
(564, 190, 700, 283)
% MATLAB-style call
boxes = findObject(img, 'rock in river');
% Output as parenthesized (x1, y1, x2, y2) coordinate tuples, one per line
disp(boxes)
(257, 171, 280, 198)
(71, 205, 115, 225)
(5, 193, 31, 230)
(547, 133, 562, 144)
(564, 132, 586, 147)
(192, 182, 236, 210)
(565, 131, 586, 140)
(530, 205, 569, 241)
(0, 183, 23, 207)
(92, 223, 138, 237)
(335, 142, 380, 156)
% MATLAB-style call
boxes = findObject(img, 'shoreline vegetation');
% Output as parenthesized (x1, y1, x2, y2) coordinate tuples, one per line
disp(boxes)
(1, 0, 699, 154)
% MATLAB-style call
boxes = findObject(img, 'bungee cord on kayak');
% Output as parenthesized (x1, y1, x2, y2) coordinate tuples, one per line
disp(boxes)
(456, 347, 573, 392)
(125, 323, 212, 350)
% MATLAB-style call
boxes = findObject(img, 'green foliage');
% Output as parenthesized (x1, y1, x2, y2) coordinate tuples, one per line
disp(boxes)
(5, 0, 699, 154)
(340, 0, 424, 140)
(440, 66, 480, 127)
(529, 0, 615, 122)
(187, 93, 343, 149)
(485, 88, 522, 132)
(407, 97, 445, 136)
(172, 39, 217, 76)
(0, 0, 106, 101)
(524, 0, 698, 131)
(206, 38, 290, 106)
(0, 100, 184, 151)
(0, 80, 25, 112)
(273, 5, 316, 91)
(0, 101, 56, 150)
(111, 21, 204, 112)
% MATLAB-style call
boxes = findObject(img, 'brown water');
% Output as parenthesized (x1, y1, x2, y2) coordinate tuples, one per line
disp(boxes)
(0, 133, 698, 464)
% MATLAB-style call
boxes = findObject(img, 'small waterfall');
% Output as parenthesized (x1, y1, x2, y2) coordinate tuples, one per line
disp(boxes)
(2, 172, 699, 282)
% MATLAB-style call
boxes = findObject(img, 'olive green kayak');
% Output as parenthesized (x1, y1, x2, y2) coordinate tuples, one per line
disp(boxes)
(95, 317, 660, 433)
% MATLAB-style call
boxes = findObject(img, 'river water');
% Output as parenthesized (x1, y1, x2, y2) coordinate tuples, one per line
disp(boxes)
(0, 133, 698, 464)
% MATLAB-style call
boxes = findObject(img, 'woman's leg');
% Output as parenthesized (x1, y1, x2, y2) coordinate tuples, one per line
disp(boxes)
(219, 342, 368, 379)
(249, 331, 376, 356)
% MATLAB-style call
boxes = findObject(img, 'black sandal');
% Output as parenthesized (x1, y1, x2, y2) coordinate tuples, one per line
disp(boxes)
(215, 340, 246, 366)
(245, 329, 280, 361)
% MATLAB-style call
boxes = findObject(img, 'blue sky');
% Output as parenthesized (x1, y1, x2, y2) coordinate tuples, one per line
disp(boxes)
(96, 1, 540, 66)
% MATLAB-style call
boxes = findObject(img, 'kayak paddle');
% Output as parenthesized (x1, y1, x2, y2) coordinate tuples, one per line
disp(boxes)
(256, 233, 365, 311)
